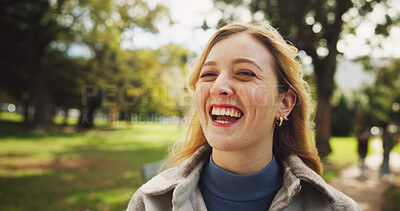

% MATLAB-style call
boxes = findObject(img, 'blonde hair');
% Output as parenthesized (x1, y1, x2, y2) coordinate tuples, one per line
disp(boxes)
(169, 23, 322, 175)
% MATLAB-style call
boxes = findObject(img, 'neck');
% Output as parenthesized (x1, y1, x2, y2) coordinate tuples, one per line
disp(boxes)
(212, 141, 273, 175)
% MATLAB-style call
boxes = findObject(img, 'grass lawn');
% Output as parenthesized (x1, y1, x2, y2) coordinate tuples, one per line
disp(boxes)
(322, 136, 377, 182)
(0, 111, 24, 122)
(392, 142, 400, 154)
(0, 111, 80, 126)
(0, 120, 181, 211)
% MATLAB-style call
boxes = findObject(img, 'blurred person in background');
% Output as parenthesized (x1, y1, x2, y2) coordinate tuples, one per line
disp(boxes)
(127, 23, 360, 211)
(356, 127, 370, 178)
(380, 123, 397, 180)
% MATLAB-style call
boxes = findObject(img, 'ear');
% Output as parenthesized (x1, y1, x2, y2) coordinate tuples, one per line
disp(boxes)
(278, 89, 296, 116)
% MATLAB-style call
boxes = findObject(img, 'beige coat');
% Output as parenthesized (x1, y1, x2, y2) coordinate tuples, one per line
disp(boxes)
(127, 145, 360, 211)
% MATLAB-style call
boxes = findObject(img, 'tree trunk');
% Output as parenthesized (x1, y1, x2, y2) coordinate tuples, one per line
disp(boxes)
(78, 95, 102, 128)
(63, 107, 69, 126)
(315, 94, 332, 157)
(108, 102, 118, 125)
(23, 98, 31, 126)
(314, 60, 336, 158)
(33, 67, 50, 130)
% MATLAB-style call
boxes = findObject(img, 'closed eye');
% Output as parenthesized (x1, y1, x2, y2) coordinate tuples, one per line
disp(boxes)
(200, 72, 217, 78)
(237, 71, 255, 77)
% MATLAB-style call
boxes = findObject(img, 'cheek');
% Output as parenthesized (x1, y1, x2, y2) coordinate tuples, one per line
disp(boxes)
(194, 83, 211, 109)
(255, 85, 277, 107)
(238, 84, 276, 108)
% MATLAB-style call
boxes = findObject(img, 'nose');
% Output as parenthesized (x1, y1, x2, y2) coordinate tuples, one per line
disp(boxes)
(210, 74, 233, 97)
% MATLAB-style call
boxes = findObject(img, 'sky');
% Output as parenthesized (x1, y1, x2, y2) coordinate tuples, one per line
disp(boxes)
(124, 0, 218, 53)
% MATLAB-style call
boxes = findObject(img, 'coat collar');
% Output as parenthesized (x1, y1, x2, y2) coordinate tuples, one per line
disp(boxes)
(269, 155, 336, 210)
(140, 144, 336, 207)
(284, 155, 336, 202)
(140, 144, 211, 204)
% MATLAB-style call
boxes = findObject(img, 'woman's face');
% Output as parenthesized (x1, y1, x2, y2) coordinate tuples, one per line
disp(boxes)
(195, 33, 283, 152)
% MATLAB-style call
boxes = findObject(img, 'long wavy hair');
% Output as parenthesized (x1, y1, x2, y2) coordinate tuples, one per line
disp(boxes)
(169, 23, 322, 175)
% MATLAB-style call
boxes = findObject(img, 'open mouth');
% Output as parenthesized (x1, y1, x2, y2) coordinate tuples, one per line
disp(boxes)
(209, 105, 243, 125)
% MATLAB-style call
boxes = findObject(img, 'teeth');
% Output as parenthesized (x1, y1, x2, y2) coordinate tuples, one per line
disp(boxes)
(215, 120, 231, 124)
(211, 107, 242, 118)
(214, 107, 220, 115)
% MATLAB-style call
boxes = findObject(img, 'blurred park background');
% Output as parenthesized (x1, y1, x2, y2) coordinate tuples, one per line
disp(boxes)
(0, 0, 400, 210)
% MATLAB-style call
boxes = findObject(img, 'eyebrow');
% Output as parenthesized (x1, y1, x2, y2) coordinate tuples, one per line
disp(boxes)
(232, 58, 263, 72)
(202, 61, 217, 68)
(202, 58, 263, 73)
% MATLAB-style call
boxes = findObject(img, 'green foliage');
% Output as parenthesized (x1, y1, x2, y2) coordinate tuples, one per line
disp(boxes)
(330, 58, 400, 132)
(212, 0, 396, 65)
(331, 94, 355, 136)
(0, 0, 189, 128)
(51, 0, 174, 127)
(46, 50, 86, 108)
(330, 88, 374, 135)
(358, 58, 400, 127)
(102, 44, 189, 118)
(0, 0, 59, 111)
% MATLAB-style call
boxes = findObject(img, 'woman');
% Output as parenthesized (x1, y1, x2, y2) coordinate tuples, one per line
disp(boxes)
(128, 23, 360, 210)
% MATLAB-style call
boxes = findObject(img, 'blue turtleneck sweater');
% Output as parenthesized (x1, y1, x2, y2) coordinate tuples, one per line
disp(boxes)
(199, 154, 282, 211)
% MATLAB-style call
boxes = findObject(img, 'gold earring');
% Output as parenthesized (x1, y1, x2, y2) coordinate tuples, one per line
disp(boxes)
(284, 114, 289, 121)
(277, 116, 283, 127)
(277, 114, 289, 127)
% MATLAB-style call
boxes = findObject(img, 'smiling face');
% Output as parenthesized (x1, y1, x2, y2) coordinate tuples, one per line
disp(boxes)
(194, 33, 283, 152)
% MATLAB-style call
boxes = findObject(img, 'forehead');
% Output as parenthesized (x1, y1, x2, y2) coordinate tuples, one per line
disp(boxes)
(205, 33, 275, 69)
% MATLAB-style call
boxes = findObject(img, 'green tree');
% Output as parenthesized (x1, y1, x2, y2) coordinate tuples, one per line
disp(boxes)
(360, 58, 400, 127)
(0, 0, 60, 128)
(115, 45, 187, 121)
(212, 0, 397, 156)
(52, 0, 169, 128)
(45, 50, 85, 125)
(0, 0, 172, 129)
(330, 93, 355, 136)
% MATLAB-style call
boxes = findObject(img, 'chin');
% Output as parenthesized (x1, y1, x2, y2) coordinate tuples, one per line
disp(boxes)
(206, 135, 244, 151)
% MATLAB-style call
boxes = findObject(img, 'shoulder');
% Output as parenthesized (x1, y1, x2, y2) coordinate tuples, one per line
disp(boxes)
(139, 166, 184, 196)
(127, 169, 180, 211)
(137, 144, 211, 196)
(273, 155, 360, 211)
(126, 167, 189, 211)
(127, 188, 145, 211)
(127, 144, 211, 210)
